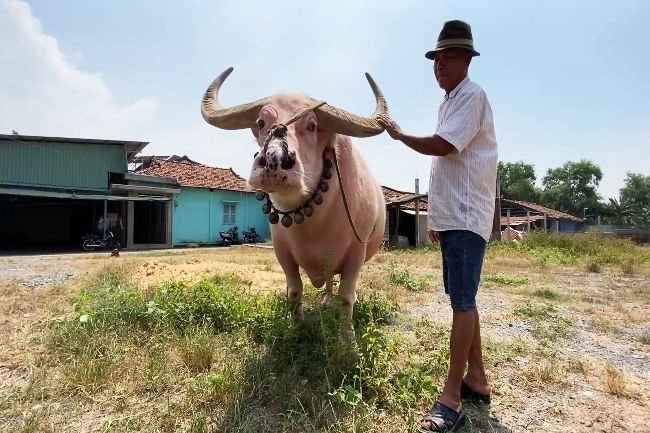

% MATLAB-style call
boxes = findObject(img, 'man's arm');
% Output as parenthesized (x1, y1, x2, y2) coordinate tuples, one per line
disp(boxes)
(376, 113, 455, 156)
(394, 132, 455, 156)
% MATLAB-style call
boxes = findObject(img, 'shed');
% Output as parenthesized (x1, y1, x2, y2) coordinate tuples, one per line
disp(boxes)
(500, 198, 584, 233)
(382, 186, 428, 247)
(0, 134, 177, 252)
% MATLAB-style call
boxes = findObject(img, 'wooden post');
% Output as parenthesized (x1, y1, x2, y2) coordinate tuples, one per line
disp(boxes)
(507, 208, 511, 228)
(527, 210, 531, 232)
(491, 177, 502, 241)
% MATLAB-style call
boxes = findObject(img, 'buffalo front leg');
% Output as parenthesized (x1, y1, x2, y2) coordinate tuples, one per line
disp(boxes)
(337, 261, 363, 341)
(320, 276, 335, 309)
(281, 262, 304, 323)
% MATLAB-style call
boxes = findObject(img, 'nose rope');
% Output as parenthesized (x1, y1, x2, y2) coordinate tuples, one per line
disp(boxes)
(260, 100, 326, 157)
(258, 99, 376, 244)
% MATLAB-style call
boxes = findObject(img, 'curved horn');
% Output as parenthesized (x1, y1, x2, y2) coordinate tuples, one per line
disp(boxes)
(313, 72, 388, 137)
(201, 67, 268, 130)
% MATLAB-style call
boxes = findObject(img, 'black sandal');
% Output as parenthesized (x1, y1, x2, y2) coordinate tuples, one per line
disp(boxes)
(460, 380, 491, 404)
(418, 401, 466, 432)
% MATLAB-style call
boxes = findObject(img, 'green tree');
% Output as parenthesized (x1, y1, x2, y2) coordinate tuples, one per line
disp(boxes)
(619, 172, 650, 227)
(541, 160, 603, 217)
(497, 161, 542, 202)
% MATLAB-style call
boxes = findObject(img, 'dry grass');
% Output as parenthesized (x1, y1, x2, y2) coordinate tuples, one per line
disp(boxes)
(604, 364, 640, 399)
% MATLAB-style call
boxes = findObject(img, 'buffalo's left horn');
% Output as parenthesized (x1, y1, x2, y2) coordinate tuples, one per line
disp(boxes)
(313, 72, 389, 138)
(201, 67, 268, 130)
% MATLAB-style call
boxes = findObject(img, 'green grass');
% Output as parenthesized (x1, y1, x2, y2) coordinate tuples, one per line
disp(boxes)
(490, 231, 649, 273)
(36, 264, 459, 431)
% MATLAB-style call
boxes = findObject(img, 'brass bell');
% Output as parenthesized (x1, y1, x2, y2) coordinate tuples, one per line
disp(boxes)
(313, 193, 323, 205)
(269, 212, 279, 224)
(255, 190, 266, 201)
(303, 205, 314, 217)
(294, 212, 304, 224)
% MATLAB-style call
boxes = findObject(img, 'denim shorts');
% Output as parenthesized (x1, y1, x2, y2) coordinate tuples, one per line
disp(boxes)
(439, 230, 487, 310)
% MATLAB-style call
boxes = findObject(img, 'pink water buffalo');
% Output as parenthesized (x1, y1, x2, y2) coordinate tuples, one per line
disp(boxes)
(200, 67, 387, 334)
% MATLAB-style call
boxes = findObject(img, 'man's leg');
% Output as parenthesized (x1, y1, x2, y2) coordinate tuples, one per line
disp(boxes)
(420, 230, 487, 431)
(462, 309, 491, 396)
(438, 309, 475, 411)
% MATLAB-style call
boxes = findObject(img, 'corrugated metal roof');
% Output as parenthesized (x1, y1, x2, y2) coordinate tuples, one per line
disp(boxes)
(0, 134, 148, 162)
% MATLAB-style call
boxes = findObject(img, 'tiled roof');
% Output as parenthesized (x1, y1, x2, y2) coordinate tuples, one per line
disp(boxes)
(135, 159, 251, 192)
(501, 198, 583, 222)
(382, 186, 427, 210)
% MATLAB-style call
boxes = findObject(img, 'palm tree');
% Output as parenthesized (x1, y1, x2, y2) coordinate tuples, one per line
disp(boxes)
(607, 198, 636, 227)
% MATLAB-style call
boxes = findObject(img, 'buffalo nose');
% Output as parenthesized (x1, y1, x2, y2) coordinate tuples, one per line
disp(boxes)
(272, 124, 287, 138)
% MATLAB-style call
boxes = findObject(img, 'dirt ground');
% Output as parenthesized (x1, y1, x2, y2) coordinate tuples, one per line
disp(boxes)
(1, 245, 649, 432)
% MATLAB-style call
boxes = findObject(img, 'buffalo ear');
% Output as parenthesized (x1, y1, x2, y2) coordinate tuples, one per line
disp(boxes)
(251, 127, 259, 139)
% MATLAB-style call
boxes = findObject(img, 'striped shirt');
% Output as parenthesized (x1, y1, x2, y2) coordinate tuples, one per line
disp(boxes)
(427, 76, 498, 242)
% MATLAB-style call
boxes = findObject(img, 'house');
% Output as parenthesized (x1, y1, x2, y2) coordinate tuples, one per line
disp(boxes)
(135, 156, 270, 246)
(0, 134, 178, 251)
(499, 198, 584, 233)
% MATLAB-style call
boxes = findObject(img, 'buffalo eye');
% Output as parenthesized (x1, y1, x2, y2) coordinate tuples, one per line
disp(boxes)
(257, 119, 265, 129)
(306, 121, 316, 132)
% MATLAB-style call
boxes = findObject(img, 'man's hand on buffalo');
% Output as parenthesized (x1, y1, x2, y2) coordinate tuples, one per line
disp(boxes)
(376, 113, 403, 140)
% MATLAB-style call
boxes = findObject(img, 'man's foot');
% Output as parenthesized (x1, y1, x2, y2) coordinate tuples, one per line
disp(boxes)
(419, 401, 466, 432)
(460, 379, 491, 404)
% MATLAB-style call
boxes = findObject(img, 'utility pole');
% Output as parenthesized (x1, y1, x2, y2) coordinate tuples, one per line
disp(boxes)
(415, 178, 420, 247)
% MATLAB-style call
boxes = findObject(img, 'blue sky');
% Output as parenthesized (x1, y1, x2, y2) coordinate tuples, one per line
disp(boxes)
(1, 0, 648, 200)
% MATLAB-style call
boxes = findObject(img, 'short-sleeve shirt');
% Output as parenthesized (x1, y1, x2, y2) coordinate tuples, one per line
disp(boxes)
(427, 76, 498, 242)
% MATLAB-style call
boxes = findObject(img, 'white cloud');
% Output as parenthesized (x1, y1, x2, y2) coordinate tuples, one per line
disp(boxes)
(0, 0, 157, 140)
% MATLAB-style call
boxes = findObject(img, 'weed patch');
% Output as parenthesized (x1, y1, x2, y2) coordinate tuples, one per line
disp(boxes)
(387, 265, 429, 292)
(532, 288, 562, 301)
(483, 273, 528, 287)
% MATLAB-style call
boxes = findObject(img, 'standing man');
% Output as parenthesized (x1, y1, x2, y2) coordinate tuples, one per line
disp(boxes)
(377, 20, 498, 432)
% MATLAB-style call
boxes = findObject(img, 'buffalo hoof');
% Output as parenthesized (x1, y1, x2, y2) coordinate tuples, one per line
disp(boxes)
(320, 293, 333, 309)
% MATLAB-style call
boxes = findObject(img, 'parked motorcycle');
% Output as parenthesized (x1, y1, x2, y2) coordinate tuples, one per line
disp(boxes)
(242, 226, 262, 243)
(219, 226, 240, 246)
(82, 231, 121, 251)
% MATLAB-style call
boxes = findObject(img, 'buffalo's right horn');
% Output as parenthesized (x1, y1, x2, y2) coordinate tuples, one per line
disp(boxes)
(201, 67, 268, 130)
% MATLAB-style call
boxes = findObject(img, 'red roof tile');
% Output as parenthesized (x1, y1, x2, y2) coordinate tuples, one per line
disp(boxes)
(136, 159, 251, 192)
(501, 199, 583, 222)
